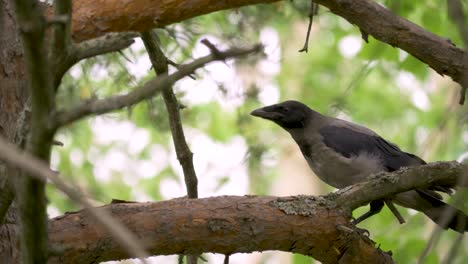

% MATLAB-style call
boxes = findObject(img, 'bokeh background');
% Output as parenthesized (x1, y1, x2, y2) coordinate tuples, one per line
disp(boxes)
(49, 1, 468, 263)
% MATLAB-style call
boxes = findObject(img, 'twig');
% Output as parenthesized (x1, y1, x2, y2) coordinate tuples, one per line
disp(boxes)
(447, 0, 468, 47)
(417, 228, 442, 264)
(201, 38, 223, 58)
(447, 0, 468, 105)
(0, 136, 150, 261)
(53, 32, 138, 89)
(75, 32, 138, 62)
(141, 30, 199, 264)
(52, 44, 263, 129)
(418, 176, 468, 262)
(167, 59, 196, 80)
(442, 234, 464, 264)
(298, 0, 319, 53)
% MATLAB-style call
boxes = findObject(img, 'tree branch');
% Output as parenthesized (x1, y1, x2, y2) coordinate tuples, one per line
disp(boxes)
(312, 0, 468, 101)
(335, 161, 467, 210)
(141, 30, 200, 264)
(52, 32, 138, 89)
(45, 161, 466, 263)
(47, 195, 393, 264)
(74, 32, 138, 61)
(142, 31, 199, 199)
(51, 44, 263, 129)
(70, 0, 279, 42)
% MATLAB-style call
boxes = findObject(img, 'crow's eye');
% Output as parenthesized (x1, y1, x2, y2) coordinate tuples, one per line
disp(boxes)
(278, 106, 289, 113)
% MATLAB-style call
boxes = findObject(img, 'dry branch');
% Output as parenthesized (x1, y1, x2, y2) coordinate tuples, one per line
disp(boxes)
(141, 31, 199, 199)
(141, 30, 200, 264)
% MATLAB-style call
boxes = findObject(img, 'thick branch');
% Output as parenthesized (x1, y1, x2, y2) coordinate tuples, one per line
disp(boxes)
(70, 0, 279, 42)
(48, 195, 393, 264)
(51, 44, 262, 129)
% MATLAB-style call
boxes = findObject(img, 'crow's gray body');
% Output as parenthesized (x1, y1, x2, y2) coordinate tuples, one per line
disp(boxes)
(251, 100, 467, 233)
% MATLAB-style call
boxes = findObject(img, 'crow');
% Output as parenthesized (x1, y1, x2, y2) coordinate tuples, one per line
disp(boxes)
(251, 100, 467, 233)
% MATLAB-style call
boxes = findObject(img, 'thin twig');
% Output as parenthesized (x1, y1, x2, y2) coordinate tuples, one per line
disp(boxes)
(417, 228, 442, 264)
(52, 44, 263, 129)
(0, 136, 150, 261)
(141, 30, 199, 263)
(418, 175, 468, 262)
(442, 234, 464, 264)
(447, 0, 468, 47)
(447, 0, 468, 105)
(298, 0, 318, 53)
(53, 32, 138, 89)
(167, 59, 196, 80)
(75, 32, 138, 61)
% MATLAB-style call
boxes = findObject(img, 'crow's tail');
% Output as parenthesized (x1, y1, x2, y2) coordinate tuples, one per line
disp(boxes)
(417, 190, 468, 233)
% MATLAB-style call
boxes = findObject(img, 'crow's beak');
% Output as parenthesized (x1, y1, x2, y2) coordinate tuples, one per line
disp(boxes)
(250, 108, 282, 121)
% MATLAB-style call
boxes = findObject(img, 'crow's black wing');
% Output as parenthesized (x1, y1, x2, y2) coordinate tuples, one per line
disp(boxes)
(319, 125, 425, 171)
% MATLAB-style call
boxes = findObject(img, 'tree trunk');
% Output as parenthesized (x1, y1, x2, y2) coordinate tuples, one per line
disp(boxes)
(0, 0, 29, 262)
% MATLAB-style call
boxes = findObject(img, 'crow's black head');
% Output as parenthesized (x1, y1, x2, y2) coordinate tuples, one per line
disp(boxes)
(250, 100, 314, 129)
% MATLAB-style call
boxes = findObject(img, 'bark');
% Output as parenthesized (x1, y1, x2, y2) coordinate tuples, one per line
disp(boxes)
(70, 0, 279, 42)
(0, 0, 29, 262)
(48, 196, 393, 264)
